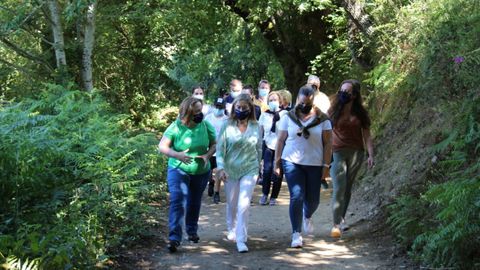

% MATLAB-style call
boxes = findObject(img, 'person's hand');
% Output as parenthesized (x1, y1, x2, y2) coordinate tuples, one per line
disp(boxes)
(177, 149, 192, 164)
(367, 156, 375, 169)
(273, 161, 281, 177)
(196, 154, 209, 168)
(217, 169, 229, 183)
(322, 168, 330, 179)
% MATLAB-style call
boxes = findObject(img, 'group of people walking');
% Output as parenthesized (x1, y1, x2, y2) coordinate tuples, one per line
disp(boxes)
(158, 76, 375, 253)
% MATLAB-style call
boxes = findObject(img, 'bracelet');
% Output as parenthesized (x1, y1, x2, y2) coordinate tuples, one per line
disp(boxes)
(322, 163, 331, 169)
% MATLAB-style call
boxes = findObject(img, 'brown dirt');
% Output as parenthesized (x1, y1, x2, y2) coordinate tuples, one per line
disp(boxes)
(114, 182, 415, 270)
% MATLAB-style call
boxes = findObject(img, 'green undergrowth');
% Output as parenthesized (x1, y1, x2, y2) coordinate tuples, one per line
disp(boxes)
(0, 84, 167, 269)
(364, 0, 480, 268)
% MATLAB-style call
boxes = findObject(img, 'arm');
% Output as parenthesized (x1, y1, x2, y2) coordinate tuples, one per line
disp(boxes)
(256, 124, 263, 165)
(322, 129, 333, 179)
(363, 128, 374, 169)
(158, 136, 192, 164)
(215, 122, 228, 181)
(274, 130, 287, 176)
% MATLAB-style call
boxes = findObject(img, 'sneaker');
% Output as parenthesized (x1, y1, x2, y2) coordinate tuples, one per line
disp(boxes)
(330, 226, 342, 238)
(236, 242, 249, 253)
(207, 182, 214, 197)
(188, 234, 200, 243)
(269, 198, 277, 206)
(213, 192, 220, 204)
(167, 240, 180, 253)
(303, 216, 314, 235)
(291, 232, 303, 248)
(227, 230, 236, 241)
(259, 194, 268, 205)
(340, 220, 350, 232)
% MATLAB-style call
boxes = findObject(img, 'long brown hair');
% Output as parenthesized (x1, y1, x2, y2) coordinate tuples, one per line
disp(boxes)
(229, 93, 257, 122)
(328, 79, 371, 128)
(178, 97, 203, 124)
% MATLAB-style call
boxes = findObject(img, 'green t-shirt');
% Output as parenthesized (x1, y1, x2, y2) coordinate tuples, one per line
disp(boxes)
(163, 119, 216, 175)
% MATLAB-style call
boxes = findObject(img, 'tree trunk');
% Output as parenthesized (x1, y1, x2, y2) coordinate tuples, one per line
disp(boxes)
(81, 1, 97, 92)
(47, 0, 67, 70)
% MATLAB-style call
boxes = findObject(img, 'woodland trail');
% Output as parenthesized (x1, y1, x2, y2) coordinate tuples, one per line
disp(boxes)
(117, 182, 413, 269)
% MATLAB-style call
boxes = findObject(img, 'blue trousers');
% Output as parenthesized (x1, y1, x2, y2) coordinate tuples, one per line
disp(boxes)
(262, 147, 283, 199)
(283, 160, 323, 233)
(167, 167, 210, 242)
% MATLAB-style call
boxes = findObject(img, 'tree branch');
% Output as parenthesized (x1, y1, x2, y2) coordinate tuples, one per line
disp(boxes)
(0, 37, 53, 71)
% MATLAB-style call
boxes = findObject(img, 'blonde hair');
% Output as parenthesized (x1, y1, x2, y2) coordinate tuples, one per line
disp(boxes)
(267, 91, 281, 101)
(277, 89, 292, 107)
(178, 97, 203, 123)
(229, 94, 257, 122)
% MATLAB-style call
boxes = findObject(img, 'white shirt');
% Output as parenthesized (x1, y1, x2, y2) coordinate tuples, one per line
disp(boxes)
(278, 113, 332, 166)
(258, 110, 288, 150)
(205, 113, 228, 155)
(314, 91, 331, 114)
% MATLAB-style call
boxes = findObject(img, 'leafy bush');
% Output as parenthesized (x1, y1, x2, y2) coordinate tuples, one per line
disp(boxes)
(0, 84, 167, 269)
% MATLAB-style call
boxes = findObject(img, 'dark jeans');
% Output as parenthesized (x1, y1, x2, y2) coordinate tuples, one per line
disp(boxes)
(167, 166, 210, 242)
(262, 147, 283, 199)
(282, 160, 323, 233)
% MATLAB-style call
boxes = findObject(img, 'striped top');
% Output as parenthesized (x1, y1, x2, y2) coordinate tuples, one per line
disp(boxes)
(216, 119, 262, 180)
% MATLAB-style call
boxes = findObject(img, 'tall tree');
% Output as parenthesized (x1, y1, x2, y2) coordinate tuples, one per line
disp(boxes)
(81, 0, 97, 91)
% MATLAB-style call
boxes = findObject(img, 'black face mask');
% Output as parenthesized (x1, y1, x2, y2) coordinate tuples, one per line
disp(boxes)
(338, 91, 352, 104)
(235, 109, 250, 120)
(192, 112, 204, 123)
(297, 104, 313, 114)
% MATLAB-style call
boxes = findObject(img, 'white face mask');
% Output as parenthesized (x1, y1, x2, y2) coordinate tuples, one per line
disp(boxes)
(268, 101, 280, 112)
(193, 94, 204, 100)
(214, 108, 224, 117)
(230, 91, 240, 98)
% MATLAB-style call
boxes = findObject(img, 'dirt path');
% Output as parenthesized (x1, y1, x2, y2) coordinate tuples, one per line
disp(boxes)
(117, 183, 413, 269)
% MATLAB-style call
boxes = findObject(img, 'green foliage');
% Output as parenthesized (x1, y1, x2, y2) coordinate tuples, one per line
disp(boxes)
(372, 0, 480, 268)
(0, 84, 166, 269)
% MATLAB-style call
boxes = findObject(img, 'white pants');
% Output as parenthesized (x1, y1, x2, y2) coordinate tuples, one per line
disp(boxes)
(224, 174, 257, 243)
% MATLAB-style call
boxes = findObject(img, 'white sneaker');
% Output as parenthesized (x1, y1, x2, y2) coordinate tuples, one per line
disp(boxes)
(291, 232, 303, 248)
(227, 230, 236, 241)
(236, 242, 249, 253)
(303, 216, 314, 235)
(259, 194, 268, 205)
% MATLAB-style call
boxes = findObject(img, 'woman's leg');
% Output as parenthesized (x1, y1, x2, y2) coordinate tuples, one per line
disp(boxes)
(331, 151, 348, 225)
(235, 175, 257, 243)
(166, 167, 189, 242)
(283, 160, 306, 233)
(224, 178, 240, 233)
(342, 149, 365, 219)
(303, 165, 323, 219)
(185, 170, 210, 236)
(261, 147, 274, 197)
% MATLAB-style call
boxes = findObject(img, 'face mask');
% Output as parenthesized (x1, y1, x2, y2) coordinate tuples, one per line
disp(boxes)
(297, 104, 313, 114)
(338, 91, 352, 104)
(192, 112, 204, 123)
(258, 88, 269, 97)
(268, 101, 280, 112)
(230, 91, 240, 99)
(193, 94, 204, 100)
(214, 108, 224, 117)
(235, 109, 250, 120)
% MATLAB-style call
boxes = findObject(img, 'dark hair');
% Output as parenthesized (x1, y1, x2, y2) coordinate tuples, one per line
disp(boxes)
(328, 79, 371, 128)
(178, 96, 203, 123)
(229, 93, 257, 122)
(297, 84, 316, 99)
(191, 85, 204, 94)
(258, 79, 270, 87)
(243, 84, 254, 95)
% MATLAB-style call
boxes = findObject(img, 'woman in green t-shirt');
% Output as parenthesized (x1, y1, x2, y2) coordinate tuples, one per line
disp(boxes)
(158, 97, 217, 253)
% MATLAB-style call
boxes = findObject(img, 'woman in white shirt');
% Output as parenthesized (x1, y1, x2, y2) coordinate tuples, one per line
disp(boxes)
(274, 84, 333, 248)
(258, 91, 287, 206)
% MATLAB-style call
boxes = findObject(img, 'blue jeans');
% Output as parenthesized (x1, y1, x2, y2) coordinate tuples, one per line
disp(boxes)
(283, 160, 323, 233)
(262, 147, 283, 199)
(167, 166, 210, 242)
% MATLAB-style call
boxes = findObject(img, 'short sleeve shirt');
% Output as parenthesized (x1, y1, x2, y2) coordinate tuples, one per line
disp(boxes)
(163, 119, 216, 175)
(278, 114, 332, 166)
